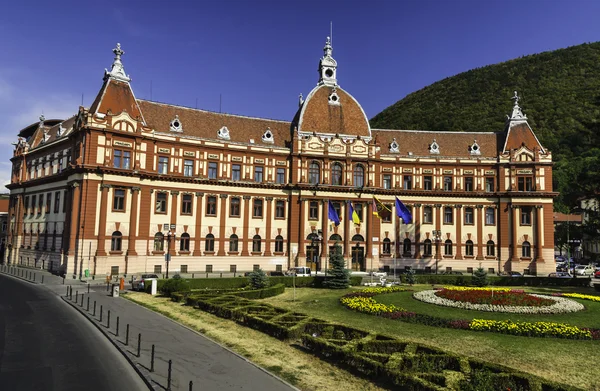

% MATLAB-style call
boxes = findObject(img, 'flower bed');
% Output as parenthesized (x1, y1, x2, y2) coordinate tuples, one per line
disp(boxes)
(435, 288, 555, 307)
(414, 290, 584, 314)
(470, 319, 593, 339)
(554, 292, 600, 303)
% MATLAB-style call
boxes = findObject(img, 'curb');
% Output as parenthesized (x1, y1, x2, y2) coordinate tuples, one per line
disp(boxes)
(61, 295, 157, 390)
(122, 293, 300, 391)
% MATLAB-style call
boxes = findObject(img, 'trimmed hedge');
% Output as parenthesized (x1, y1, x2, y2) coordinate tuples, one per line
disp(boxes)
(229, 284, 285, 299)
(407, 274, 592, 287)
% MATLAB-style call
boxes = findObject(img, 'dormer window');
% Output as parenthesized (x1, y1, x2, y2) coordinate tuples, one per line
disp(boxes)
(469, 140, 481, 155)
(328, 88, 340, 106)
(57, 124, 65, 138)
(429, 139, 440, 154)
(389, 138, 399, 153)
(217, 126, 230, 140)
(262, 128, 274, 144)
(169, 115, 183, 132)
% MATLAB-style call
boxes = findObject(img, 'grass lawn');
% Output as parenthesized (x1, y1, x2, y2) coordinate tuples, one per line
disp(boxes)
(260, 285, 600, 391)
(123, 291, 386, 391)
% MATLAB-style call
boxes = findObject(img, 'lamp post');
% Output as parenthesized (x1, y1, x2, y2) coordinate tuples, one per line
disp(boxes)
(164, 228, 176, 279)
(432, 230, 442, 274)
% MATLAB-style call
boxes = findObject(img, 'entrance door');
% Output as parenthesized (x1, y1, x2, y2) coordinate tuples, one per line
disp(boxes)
(351, 246, 365, 271)
(307, 245, 320, 271)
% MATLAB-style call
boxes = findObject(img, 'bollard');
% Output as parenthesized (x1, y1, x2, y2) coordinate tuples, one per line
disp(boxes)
(66, 287, 69, 297)
(41, 275, 44, 284)
(116, 316, 120, 337)
(126, 324, 130, 345)
(189, 381, 193, 391)
(87, 297, 90, 311)
(33, 273, 36, 282)
(220, 272, 222, 278)
(93, 301, 97, 316)
(107, 310, 111, 328)
(62, 277, 65, 285)
(106, 282, 109, 292)
(137, 333, 141, 357)
(88, 284, 90, 294)
(192, 273, 194, 278)
(81, 293, 84, 307)
(150, 344, 155, 372)
(206, 272, 208, 278)
(100, 305, 103, 322)
(75, 291, 79, 303)
(167, 359, 172, 391)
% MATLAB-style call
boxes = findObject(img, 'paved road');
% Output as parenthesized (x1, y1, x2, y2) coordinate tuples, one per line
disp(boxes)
(0, 274, 148, 391)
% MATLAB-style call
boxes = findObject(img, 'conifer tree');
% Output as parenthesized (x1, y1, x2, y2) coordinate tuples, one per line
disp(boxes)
(248, 268, 270, 289)
(472, 265, 488, 287)
(324, 243, 350, 289)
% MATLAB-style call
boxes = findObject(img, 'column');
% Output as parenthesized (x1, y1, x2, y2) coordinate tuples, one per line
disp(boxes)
(218, 194, 228, 256)
(476, 205, 484, 260)
(264, 197, 273, 256)
(366, 201, 372, 265)
(127, 187, 140, 256)
(343, 201, 350, 258)
(455, 205, 463, 259)
(67, 182, 81, 257)
(298, 198, 306, 258)
(320, 199, 328, 261)
(535, 205, 545, 262)
(414, 204, 421, 259)
(192, 193, 204, 256)
(511, 204, 519, 261)
(241, 196, 251, 256)
(96, 184, 110, 256)
(434, 204, 442, 262)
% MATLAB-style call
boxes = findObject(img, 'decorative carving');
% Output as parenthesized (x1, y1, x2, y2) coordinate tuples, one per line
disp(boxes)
(508, 91, 527, 121)
(131, 187, 141, 193)
(328, 86, 341, 105)
(195, 192, 204, 197)
(469, 139, 481, 155)
(243, 195, 251, 200)
(429, 139, 440, 154)
(219, 194, 228, 199)
(171, 191, 180, 196)
(104, 43, 131, 83)
(169, 115, 183, 132)
(262, 128, 274, 144)
(217, 126, 230, 140)
(389, 138, 399, 153)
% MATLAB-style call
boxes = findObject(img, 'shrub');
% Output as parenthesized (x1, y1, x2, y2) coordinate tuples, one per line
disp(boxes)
(230, 284, 285, 299)
(159, 278, 190, 297)
(324, 243, 350, 289)
(472, 267, 488, 287)
(404, 269, 417, 285)
(248, 268, 270, 289)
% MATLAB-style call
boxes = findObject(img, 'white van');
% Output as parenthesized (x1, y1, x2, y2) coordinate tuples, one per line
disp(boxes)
(286, 267, 312, 277)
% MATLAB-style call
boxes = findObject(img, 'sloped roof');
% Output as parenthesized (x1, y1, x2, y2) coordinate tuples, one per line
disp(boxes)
(296, 85, 371, 137)
(89, 78, 144, 121)
(27, 116, 76, 150)
(137, 100, 292, 148)
(503, 121, 545, 153)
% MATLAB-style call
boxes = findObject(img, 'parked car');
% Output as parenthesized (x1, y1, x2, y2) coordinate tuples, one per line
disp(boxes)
(498, 271, 522, 277)
(285, 267, 311, 277)
(573, 264, 594, 276)
(593, 269, 600, 279)
(548, 272, 573, 278)
(131, 274, 159, 291)
(370, 271, 387, 277)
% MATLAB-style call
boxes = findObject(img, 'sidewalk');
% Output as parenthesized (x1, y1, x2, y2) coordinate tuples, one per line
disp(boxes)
(0, 265, 296, 391)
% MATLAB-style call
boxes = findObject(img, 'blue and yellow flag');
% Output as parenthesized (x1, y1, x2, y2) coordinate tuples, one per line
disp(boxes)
(348, 202, 361, 224)
(328, 200, 340, 226)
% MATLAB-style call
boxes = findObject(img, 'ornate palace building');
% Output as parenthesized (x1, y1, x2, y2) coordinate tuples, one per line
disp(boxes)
(5, 40, 555, 278)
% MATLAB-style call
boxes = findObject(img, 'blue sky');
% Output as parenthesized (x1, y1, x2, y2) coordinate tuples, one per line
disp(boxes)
(1, 0, 599, 187)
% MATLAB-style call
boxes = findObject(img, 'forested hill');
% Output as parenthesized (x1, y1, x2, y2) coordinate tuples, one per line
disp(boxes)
(370, 42, 600, 210)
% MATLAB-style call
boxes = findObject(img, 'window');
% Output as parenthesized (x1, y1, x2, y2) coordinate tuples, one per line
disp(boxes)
(275, 200, 285, 218)
(111, 231, 122, 251)
(184, 160, 194, 177)
(424, 176, 433, 190)
(113, 189, 126, 211)
(54, 191, 61, 213)
(230, 264, 237, 273)
(180, 233, 190, 251)
(444, 207, 453, 224)
(487, 240, 495, 256)
(229, 234, 239, 252)
(24, 196, 29, 215)
(232, 164, 241, 181)
(155, 192, 167, 213)
(208, 162, 218, 179)
(180, 265, 188, 273)
(403, 175, 412, 190)
(382, 204, 392, 222)
(153, 265, 162, 274)
(31, 195, 36, 215)
(154, 233, 164, 251)
(308, 162, 320, 185)
(464, 177, 474, 191)
(113, 150, 121, 168)
(309, 201, 319, 219)
(158, 156, 169, 174)
(181, 194, 193, 215)
(383, 174, 392, 189)
(121, 151, 131, 169)
(331, 163, 343, 185)
(45, 193, 51, 213)
(522, 241, 531, 258)
(276, 168, 286, 184)
(252, 235, 262, 253)
(444, 239, 453, 255)
(205, 234, 215, 252)
(485, 177, 495, 192)
(443, 176, 453, 191)
(206, 265, 213, 273)
(382, 238, 391, 255)
(465, 240, 474, 256)
(230, 197, 240, 217)
(253, 198, 263, 218)
(275, 235, 284, 253)
(38, 194, 43, 215)
(403, 239, 411, 255)
(206, 196, 217, 215)
(464, 207, 474, 224)
(518, 177, 533, 191)
(254, 166, 264, 182)
(423, 206, 433, 224)
(253, 264, 260, 271)
(485, 208, 495, 225)
(333, 202, 342, 222)
(354, 203, 363, 221)
(423, 239, 432, 256)
(521, 206, 532, 225)
(353, 165, 364, 188)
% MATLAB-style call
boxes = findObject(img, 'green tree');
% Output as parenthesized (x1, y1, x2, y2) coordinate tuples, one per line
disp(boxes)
(324, 243, 350, 289)
(472, 266, 488, 287)
(248, 268, 270, 289)
(404, 269, 417, 285)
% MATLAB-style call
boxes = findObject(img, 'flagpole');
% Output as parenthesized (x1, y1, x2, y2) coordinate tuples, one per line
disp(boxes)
(370, 198, 373, 284)
(395, 213, 399, 282)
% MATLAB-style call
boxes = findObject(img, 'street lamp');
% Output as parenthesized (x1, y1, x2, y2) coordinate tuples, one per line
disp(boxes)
(432, 230, 442, 274)
(164, 227, 176, 279)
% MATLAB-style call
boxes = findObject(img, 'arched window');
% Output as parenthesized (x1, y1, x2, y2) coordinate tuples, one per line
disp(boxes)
(353, 165, 365, 188)
(329, 234, 342, 243)
(308, 162, 320, 185)
(403, 238, 412, 255)
(465, 240, 474, 256)
(423, 239, 432, 256)
(111, 231, 122, 252)
(351, 234, 364, 242)
(274, 235, 284, 253)
(444, 239, 453, 256)
(382, 238, 391, 255)
(153, 232, 164, 251)
(331, 163, 343, 186)
(179, 233, 190, 252)
(252, 235, 262, 252)
(487, 240, 495, 256)
(522, 241, 531, 258)
(205, 233, 215, 252)
(229, 234, 238, 252)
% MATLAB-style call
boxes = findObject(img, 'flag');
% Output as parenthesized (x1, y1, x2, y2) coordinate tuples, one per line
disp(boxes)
(395, 197, 413, 224)
(328, 200, 340, 226)
(348, 202, 361, 224)
(372, 197, 392, 220)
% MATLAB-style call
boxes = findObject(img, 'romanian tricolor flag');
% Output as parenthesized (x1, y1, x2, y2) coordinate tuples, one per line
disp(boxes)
(348, 202, 361, 224)
(372, 197, 392, 220)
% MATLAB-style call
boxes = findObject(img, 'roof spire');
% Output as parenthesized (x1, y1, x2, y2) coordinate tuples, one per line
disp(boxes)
(509, 90, 527, 121)
(318, 36, 338, 86)
(105, 43, 131, 83)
